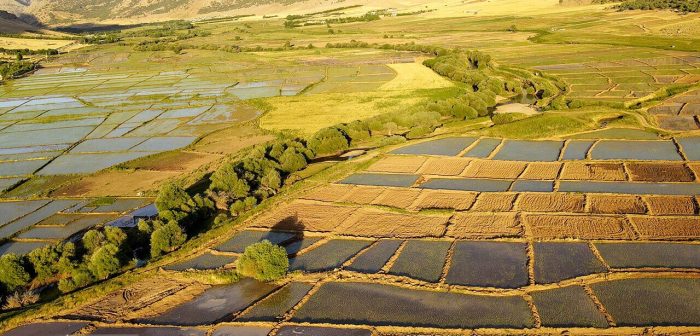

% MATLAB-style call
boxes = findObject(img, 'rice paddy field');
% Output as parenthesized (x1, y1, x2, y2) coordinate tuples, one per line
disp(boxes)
(3, 0, 700, 335)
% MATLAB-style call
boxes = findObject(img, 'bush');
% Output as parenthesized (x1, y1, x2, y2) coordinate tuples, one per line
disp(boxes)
(82, 230, 106, 253)
(2, 290, 39, 310)
(155, 182, 191, 213)
(0, 254, 30, 292)
(307, 127, 349, 156)
(28, 245, 61, 280)
(88, 244, 121, 280)
(230, 196, 258, 216)
(150, 222, 187, 257)
(492, 113, 529, 125)
(237, 240, 289, 282)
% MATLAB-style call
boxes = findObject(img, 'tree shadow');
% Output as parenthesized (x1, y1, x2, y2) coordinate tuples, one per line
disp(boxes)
(268, 215, 306, 256)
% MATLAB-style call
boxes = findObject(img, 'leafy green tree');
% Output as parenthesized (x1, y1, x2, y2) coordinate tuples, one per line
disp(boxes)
(0, 254, 30, 292)
(82, 229, 106, 253)
(307, 127, 349, 156)
(278, 148, 307, 173)
(58, 266, 95, 293)
(237, 240, 289, 282)
(230, 196, 258, 216)
(88, 244, 121, 280)
(260, 169, 282, 193)
(104, 227, 127, 246)
(150, 222, 187, 257)
(209, 163, 251, 198)
(28, 245, 61, 280)
(156, 182, 191, 213)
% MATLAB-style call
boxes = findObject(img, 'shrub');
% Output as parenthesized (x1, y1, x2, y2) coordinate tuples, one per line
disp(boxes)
(230, 196, 258, 216)
(28, 245, 61, 280)
(82, 229, 106, 253)
(88, 244, 121, 280)
(307, 127, 349, 155)
(155, 182, 191, 213)
(150, 222, 187, 257)
(2, 290, 39, 310)
(492, 113, 529, 125)
(278, 148, 307, 173)
(0, 254, 30, 292)
(237, 240, 289, 282)
(58, 266, 95, 293)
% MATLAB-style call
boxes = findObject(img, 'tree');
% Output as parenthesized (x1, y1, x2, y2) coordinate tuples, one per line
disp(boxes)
(58, 266, 95, 293)
(209, 163, 251, 198)
(260, 169, 282, 193)
(237, 240, 289, 282)
(307, 127, 349, 156)
(28, 245, 60, 280)
(230, 196, 258, 216)
(278, 148, 307, 173)
(0, 254, 30, 292)
(150, 222, 186, 257)
(88, 244, 121, 280)
(155, 182, 191, 213)
(82, 230, 106, 253)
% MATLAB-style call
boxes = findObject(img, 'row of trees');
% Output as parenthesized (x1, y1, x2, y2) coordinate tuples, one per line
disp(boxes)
(594, 0, 700, 12)
(0, 61, 36, 81)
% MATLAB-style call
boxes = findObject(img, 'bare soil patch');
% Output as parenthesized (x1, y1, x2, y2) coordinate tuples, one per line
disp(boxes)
(448, 212, 522, 238)
(366, 155, 427, 174)
(302, 184, 355, 202)
(471, 193, 517, 211)
(419, 157, 471, 176)
(461, 160, 527, 179)
(560, 162, 627, 181)
(126, 151, 222, 172)
(516, 193, 585, 213)
(252, 201, 358, 232)
(520, 162, 562, 180)
(338, 185, 386, 204)
(411, 190, 477, 211)
(527, 214, 634, 240)
(371, 188, 422, 209)
(336, 208, 449, 238)
(588, 194, 647, 214)
(645, 195, 697, 215)
(53, 170, 179, 197)
(631, 216, 700, 240)
(626, 163, 695, 182)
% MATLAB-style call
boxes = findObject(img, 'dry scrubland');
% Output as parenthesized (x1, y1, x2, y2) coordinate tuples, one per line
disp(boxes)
(2, 0, 700, 335)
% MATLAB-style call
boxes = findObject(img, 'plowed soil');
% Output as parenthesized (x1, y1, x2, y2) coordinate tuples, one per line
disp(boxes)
(448, 212, 522, 238)
(419, 157, 471, 176)
(366, 156, 427, 174)
(471, 193, 517, 211)
(302, 184, 355, 202)
(461, 160, 527, 179)
(588, 194, 647, 214)
(338, 185, 386, 204)
(527, 214, 634, 240)
(520, 162, 562, 180)
(645, 196, 697, 215)
(631, 216, 700, 240)
(252, 201, 358, 232)
(626, 163, 695, 182)
(560, 162, 627, 181)
(516, 193, 585, 212)
(371, 188, 422, 209)
(335, 208, 449, 238)
(411, 190, 477, 211)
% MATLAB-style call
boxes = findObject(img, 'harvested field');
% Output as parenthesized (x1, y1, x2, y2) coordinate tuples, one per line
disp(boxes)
(336, 208, 449, 238)
(595, 242, 700, 269)
(338, 185, 386, 204)
(559, 181, 700, 195)
(388, 240, 451, 282)
(644, 196, 697, 215)
(471, 193, 517, 211)
(420, 178, 512, 192)
(591, 278, 700, 326)
(289, 239, 371, 272)
(215, 230, 297, 253)
(1, 322, 89, 336)
(520, 162, 562, 180)
(237, 282, 313, 322)
(492, 140, 564, 162)
(588, 194, 646, 214)
(370, 188, 422, 209)
(516, 193, 585, 213)
(276, 326, 370, 336)
(462, 160, 527, 179)
(347, 239, 403, 273)
(88, 327, 205, 336)
(446, 241, 529, 288)
(531, 286, 609, 327)
(630, 216, 700, 240)
(448, 212, 522, 239)
(292, 282, 535, 328)
(340, 173, 419, 187)
(626, 163, 695, 182)
(140, 279, 278, 326)
(251, 202, 358, 232)
(68, 276, 195, 322)
(559, 162, 627, 181)
(366, 156, 427, 174)
(411, 190, 477, 211)
(419, 157, 471, 176)
(302, 184, 354, 202)
(527, 214, 634, 240)
(391, 137, 477, 156)
(534, 242, 606, 284)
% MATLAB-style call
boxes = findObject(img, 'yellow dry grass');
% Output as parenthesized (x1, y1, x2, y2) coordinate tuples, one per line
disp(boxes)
(516, 193, 585, 213)
(419, 157, 471, 176)
(461, 160, 527, 179)
(644, 196, 697, 216)
(338, 185, 386, 204)
(302, 184, 355, 203)
(0, 37, 77, 50)
(411, 190, 477, 211)
(366, 155, 427, 174)
(631, 216, 700, 240)
(371, 188, 423, 209)
(519, 162, 562, 180)
(559, 162, 627, 181)
(252, 201, 358, 232)
(588, 194, 647, 214)
(527, 214, 634, 240)
(448, 212, 522, 238)
(336, 208, 449, 238)
(379, 62, 453, 91)
(471, 193, 517, 212)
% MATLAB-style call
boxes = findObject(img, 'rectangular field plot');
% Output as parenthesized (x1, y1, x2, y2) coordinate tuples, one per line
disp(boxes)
(590, 140, 682, 161)
(391, 137, 477, 156)
(462, 138, 501, 158)
(140, 278, 278, 326)
(82, 198, 151, 213)
(337, 208, 449, 238)
(17, 214, 115, 240)
(520, 162, 562, 180)
(527, 214, 634, 240)
(448, 212, 521, 238)
(237, 282, 313, 322)
(130, 136, 196, 152)
(366, 156, 427, 174)
(419, 157, 471, 176)
(0, 159, 50, 177)
(626, 163, 695, 182)
(289, 239, 371, 273)
(462, 160, 527, 179)
(631, 216, 700, 240)
(678, 137, 700, 161)
(370, 188, 422, 209)
(0, 126, 94, 148)
(595, 243, 700, 269)
(88, 327, 205, 336)
(446, 241, 528, 288)
(388, 240, 450, 282)
(645, 195, 697, 215)
(1, 322, 89, 336)
(412, 190, 476, 211)
(70, 137, 147, 153)
(284, 237, 323, 255)
(340, 173, 418, 187)
(531, 286, 608, 328)
(517, 193, 585, 213)
(560, 162, 626, 181)
(534, 242, 606, 284)
(420, 178, 512, 192)
(591, 278, 700, 326)
(0, 241, 50, 256)
(38, 152, 156, 175)
(0, 199, 78, 239)
(492, 140, 564, 162)
(511, 180, 554, 192)
(292, 282, 534, 328)
(559, 181, 700, 195)
(164, 252, 237, 271)
(346, 239, 402, 273)
(301, 184, 354, 203)
(471, 193, 516, 211)
(212, 326, 272, 336)
(251, 202, 358, 232)
(0, 200, 49, 226)
(0, 177, 21, 192)
(276, 326, 370, 336)
(588, 194, 647, 214)
(214, 230, 296, 253)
